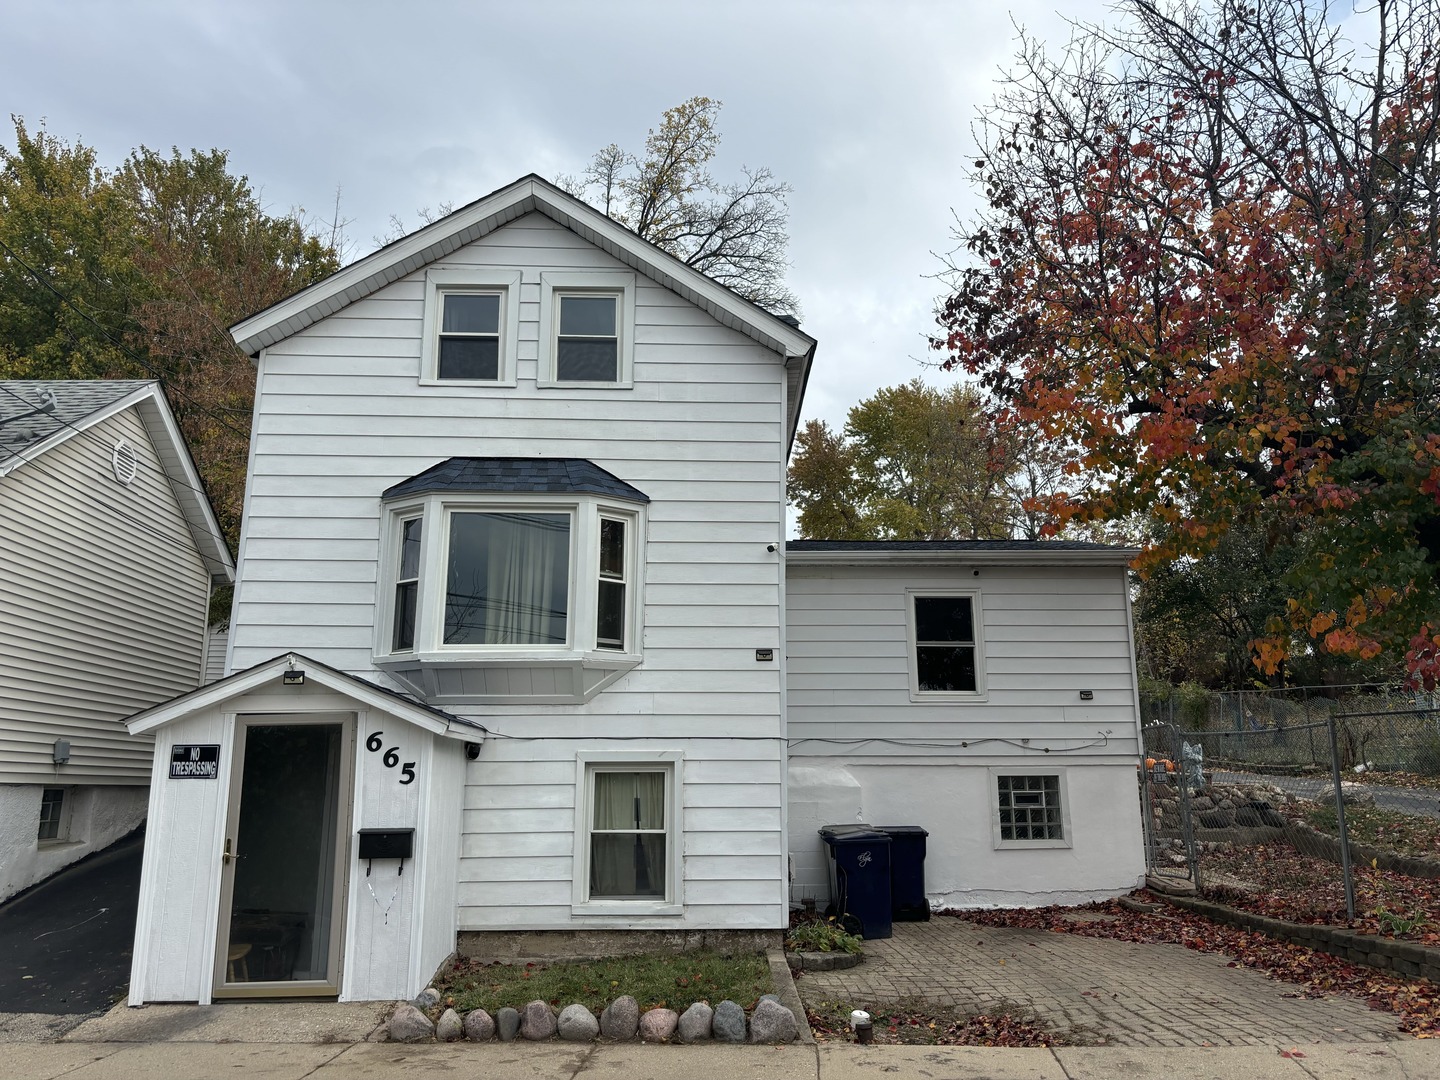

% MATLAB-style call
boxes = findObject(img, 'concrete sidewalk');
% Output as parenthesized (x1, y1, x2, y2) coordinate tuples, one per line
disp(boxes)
(6, 1034, 1440, 1079)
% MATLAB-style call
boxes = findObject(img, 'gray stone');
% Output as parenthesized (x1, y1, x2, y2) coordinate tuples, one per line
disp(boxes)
(388, 1003, 435, 1043)
(676, 1001, 713, 1043)
(749, 998, 799, 1044)
(520, 999, 557, 1041)
(557, 1003, 599, 1042)
(412, 987, 441, 1010)
(711, 999, 746, 1042)
(758, 993, 780, 1005)
(463, 1008, 495, 1041)
(435, 1008, 462, 1042)
(1197, 808, 1236, 828)
(497, 1007, 520, 1042)
(600, 995, 640, 1040)
(638, 1007, 678, 1042)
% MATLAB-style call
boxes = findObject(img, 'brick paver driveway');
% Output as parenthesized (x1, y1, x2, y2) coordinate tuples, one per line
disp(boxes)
(795, 917, 1402, 1047)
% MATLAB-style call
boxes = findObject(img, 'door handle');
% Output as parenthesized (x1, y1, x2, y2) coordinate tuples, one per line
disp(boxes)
(223, 838, 236, 865)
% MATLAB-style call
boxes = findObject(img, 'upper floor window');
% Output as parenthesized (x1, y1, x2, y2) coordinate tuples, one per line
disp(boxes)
(539, 271, 636, 388)
(445, 511, 571, 646)
(420, 268, 521, 385)
(907, 591, 985, 700)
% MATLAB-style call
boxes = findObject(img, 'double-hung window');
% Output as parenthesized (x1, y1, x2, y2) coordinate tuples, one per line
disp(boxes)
(539, 271, 636, 388)
(908, 591, 984, 698)
(392, 518, 422, 651)
(574, 752, 682, 913)
(421, 268, 521, 385)
(596, 517, 627, 651)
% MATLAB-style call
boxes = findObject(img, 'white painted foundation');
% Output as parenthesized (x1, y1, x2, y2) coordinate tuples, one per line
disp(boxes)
(0, 783, 149, 902)
(787, 760, 1146, 910)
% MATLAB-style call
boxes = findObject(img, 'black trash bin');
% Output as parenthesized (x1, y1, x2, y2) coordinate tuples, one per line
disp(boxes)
(876, 825, 930, 921)
(818, 825, 893, 939)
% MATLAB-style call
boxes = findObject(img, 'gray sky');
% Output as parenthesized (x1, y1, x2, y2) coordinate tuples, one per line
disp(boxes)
(1, 0, 1099, 433)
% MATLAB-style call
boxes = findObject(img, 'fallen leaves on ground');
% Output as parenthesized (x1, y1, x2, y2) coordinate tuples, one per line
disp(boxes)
(805, 998, 1084, 1046)
(944, 899, 1440, 1036)
(1201, 842, 1440, 942)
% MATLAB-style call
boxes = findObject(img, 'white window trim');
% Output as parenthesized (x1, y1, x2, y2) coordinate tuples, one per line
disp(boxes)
(989, 768, 1072, 850)
(374, 493, 645, 665)
(420, 268, 522, 386)
(572, 751, 683, 916)
(538, 270, 637, 389)
(906, 589, 987, 702)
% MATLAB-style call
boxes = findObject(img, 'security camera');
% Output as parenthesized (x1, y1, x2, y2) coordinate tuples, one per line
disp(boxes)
(464, 742, 482, 761)
(767, 543, 778, 553)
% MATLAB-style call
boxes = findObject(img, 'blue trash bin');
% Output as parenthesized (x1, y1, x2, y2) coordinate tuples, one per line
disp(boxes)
(876, 825, 930, 921)
(818, 824, 893, 939)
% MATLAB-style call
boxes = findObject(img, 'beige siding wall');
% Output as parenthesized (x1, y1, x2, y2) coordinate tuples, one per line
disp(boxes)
(0, 406, 212, 784)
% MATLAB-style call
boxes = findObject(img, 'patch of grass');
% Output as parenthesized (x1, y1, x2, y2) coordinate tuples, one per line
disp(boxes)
(1302, 803, 1440, 860)
(436, 950, 772, 1016)
(805, 997, 1094, 1046)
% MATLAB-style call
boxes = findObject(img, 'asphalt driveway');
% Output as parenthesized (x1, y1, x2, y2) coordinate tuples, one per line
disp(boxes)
(0, 831, 143, 1019)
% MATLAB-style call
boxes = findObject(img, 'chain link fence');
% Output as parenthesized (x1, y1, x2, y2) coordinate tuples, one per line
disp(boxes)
(1139, 690, 1440, 934)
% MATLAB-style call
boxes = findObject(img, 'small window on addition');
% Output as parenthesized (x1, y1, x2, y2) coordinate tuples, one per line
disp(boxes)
(438, 292, 502, 380)
(556, 295, 618, 382)
(997, 775, 1063, 842)
(913, 595, 977, 692)
(38, 787, 66, 842)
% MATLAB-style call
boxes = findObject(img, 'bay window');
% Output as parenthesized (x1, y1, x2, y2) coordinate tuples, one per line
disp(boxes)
(376, 459, 647, 704)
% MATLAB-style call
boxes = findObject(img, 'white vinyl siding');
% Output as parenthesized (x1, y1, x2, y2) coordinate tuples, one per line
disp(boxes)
(228, 213, 788, 931)
(0, 407, 212, 784)
(785, 563, 1140, 758)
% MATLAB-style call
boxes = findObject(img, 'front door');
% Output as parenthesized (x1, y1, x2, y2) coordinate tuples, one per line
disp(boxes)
(214, 715, 353, 998)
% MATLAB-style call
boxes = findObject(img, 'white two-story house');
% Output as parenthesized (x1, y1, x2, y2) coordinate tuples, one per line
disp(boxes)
(122, 175, 1144, 1006)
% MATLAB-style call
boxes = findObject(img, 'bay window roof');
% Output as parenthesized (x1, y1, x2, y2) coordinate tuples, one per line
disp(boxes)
(383, 457, 649, 504)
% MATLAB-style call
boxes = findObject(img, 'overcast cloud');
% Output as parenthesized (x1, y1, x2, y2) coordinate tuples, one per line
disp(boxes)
(1, 0, 1103, 433)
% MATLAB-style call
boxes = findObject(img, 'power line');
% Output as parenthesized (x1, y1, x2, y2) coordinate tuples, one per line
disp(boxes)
(0, 236, 255, 441)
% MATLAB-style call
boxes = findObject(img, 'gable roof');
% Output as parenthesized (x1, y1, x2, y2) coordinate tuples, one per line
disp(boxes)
(383, 457, 650, 503)
(125, 651, 484, 739)
(229, 174, 818, 446)
(0, 380, 234, 582)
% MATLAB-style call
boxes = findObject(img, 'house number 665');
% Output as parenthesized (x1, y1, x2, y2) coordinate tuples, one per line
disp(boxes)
(366, 731, 416, 785)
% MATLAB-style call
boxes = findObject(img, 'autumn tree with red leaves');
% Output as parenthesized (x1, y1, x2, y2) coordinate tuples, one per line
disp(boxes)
(935, 0, 1440, 686)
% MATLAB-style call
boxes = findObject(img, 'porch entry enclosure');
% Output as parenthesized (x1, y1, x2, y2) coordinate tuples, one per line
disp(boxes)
(214, 715, 352, 998)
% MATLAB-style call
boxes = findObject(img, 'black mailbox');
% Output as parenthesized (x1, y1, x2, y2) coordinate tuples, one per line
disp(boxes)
(357, 828, 414, 860)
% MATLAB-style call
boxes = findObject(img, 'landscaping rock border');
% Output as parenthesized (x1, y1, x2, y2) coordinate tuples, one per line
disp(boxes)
(1157, 892, 1440, 981)
(388, 947, 813, 1046)
(785, 950, 862, 972)
(1283, 821, 1440, 880)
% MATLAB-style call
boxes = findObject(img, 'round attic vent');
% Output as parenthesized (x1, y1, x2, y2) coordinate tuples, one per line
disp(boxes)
(112, 438, 139, 486)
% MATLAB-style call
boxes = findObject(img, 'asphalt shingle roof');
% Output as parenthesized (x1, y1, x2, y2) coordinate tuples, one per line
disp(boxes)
(0, 380, 153, 449)
(383, 457, 650, 503)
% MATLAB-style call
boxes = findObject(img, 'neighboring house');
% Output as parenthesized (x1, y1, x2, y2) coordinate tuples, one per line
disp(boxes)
(0, 380, 234, 901)
(122, 175, 1144, 1006)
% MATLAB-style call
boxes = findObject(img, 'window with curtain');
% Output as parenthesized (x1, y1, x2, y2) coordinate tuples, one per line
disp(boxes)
(589, 770, 666, 899)
(444, 512, 571, 645)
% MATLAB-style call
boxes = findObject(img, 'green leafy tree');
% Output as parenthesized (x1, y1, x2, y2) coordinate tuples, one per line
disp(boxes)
(560, 97, 798, 313)
(0, 119, 339, 545)
(789, 380, 1019, 540)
